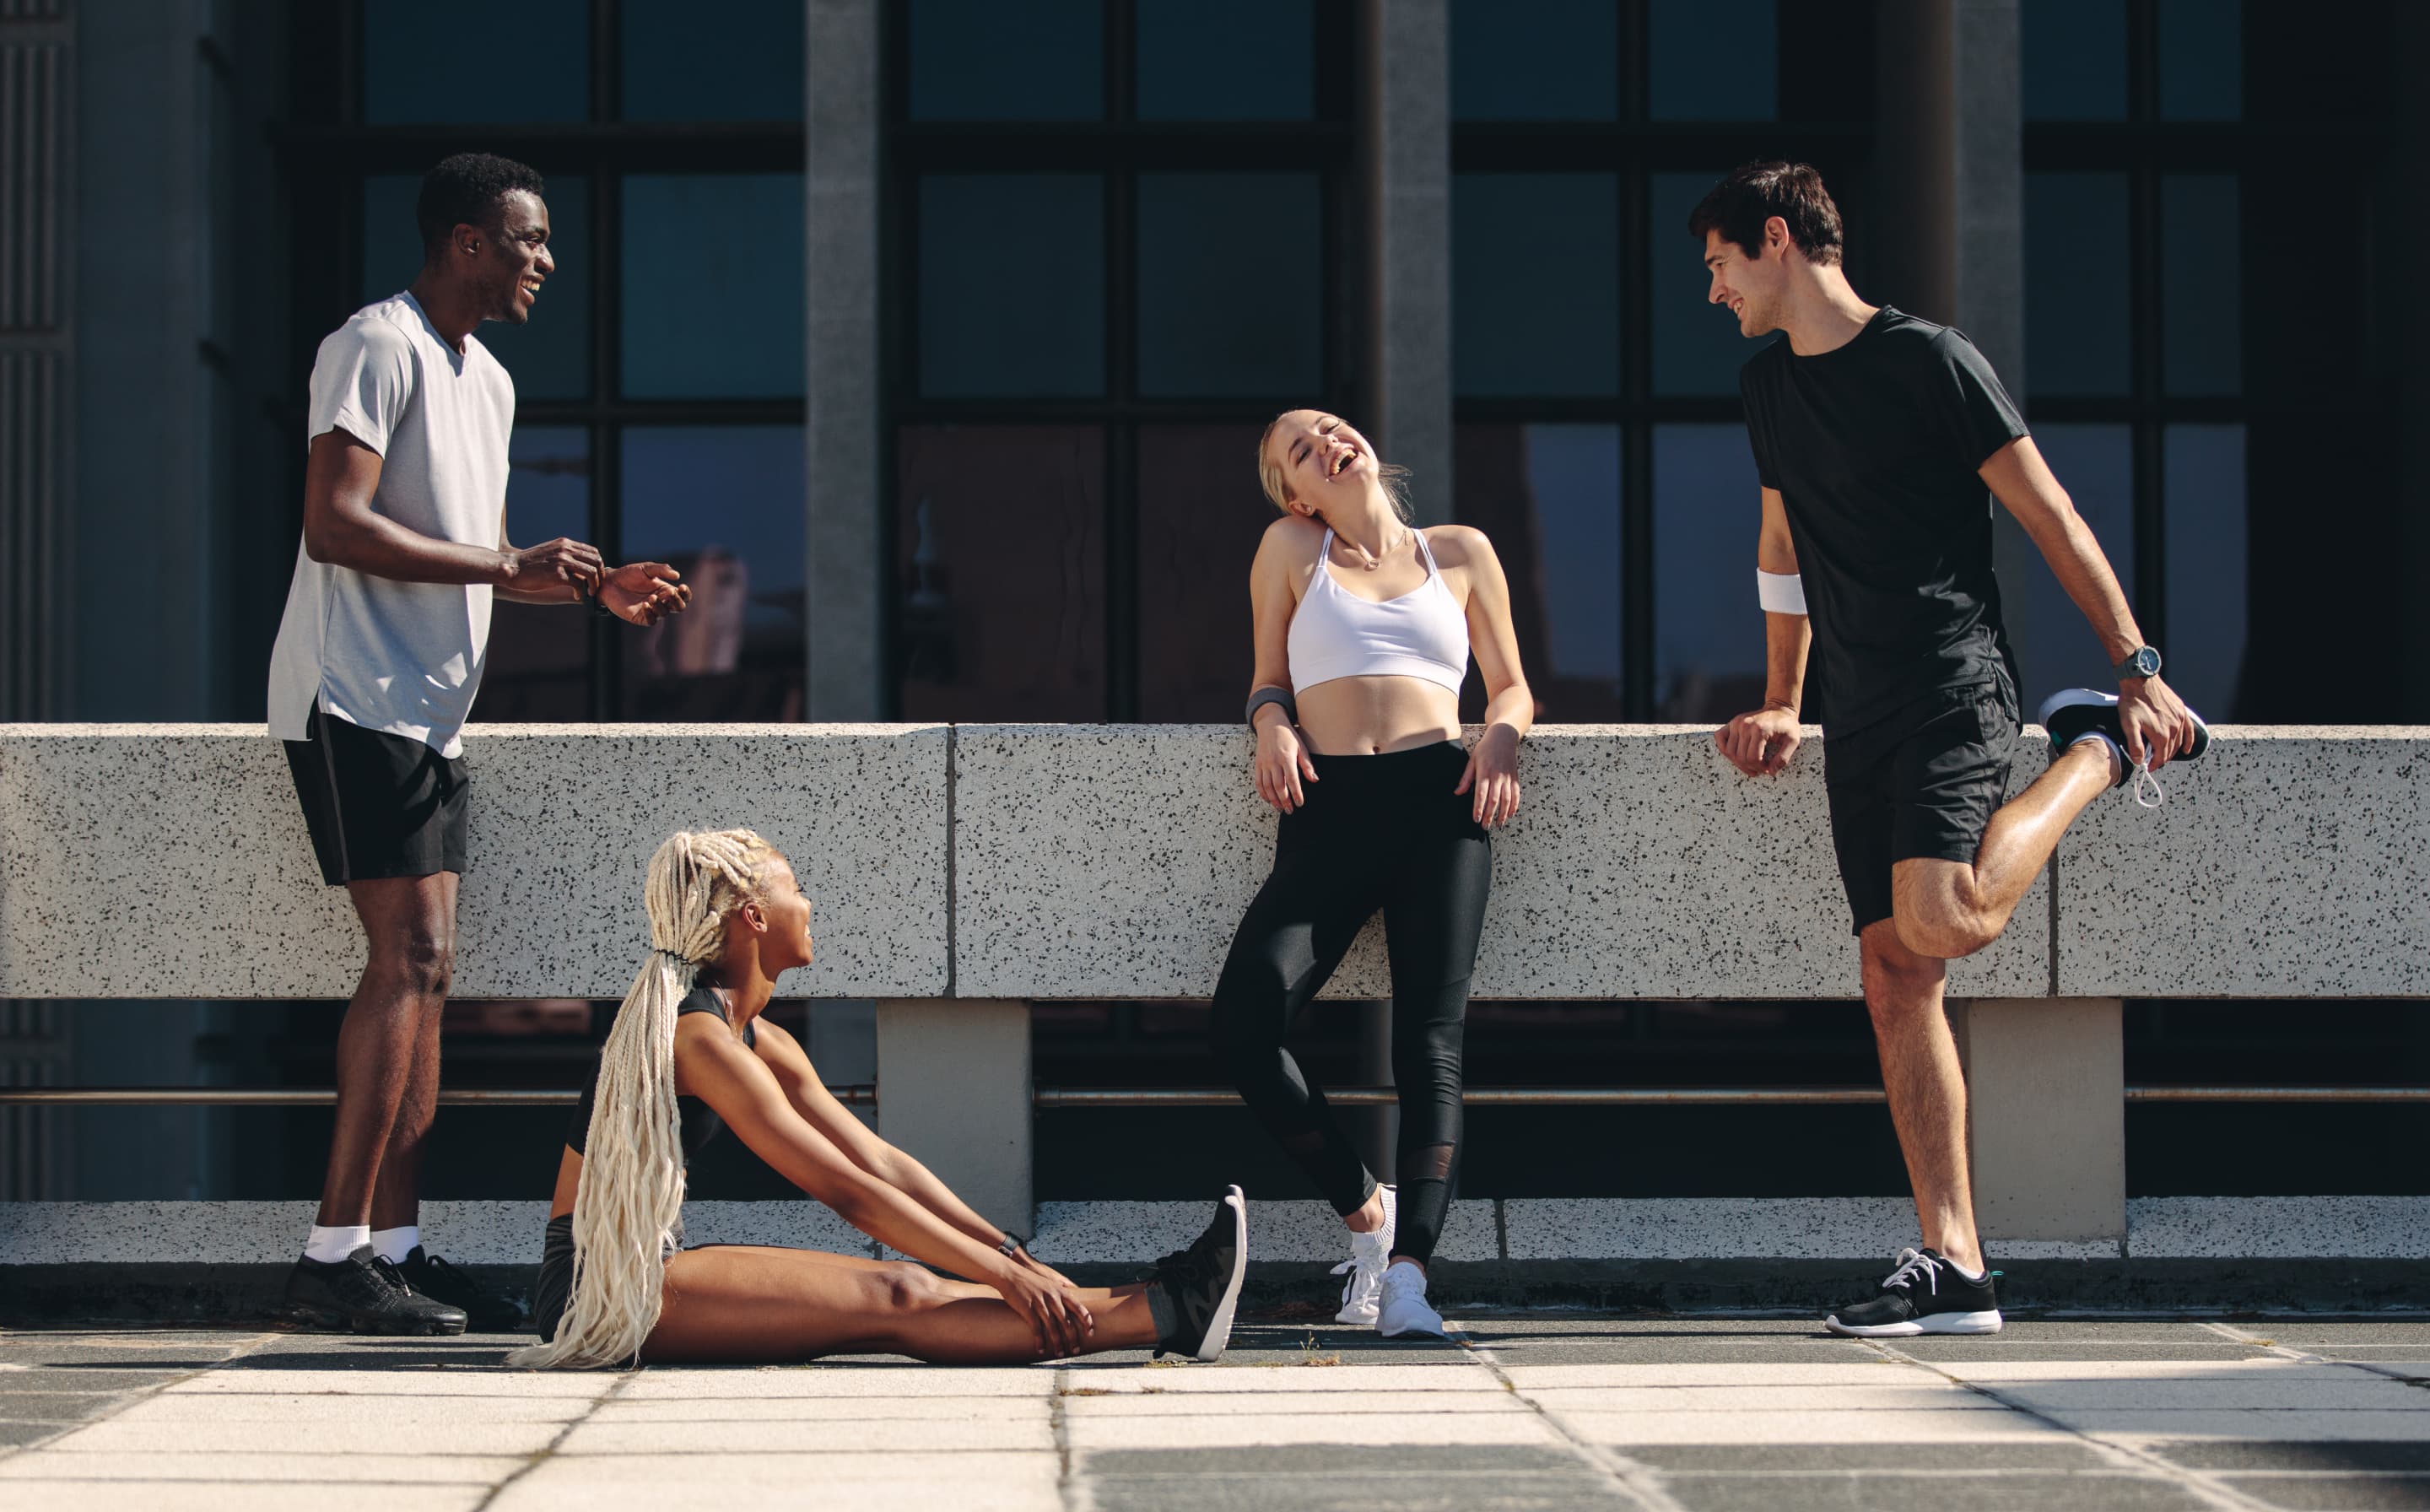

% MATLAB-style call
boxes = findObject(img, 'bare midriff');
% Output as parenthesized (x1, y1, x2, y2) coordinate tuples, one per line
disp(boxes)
(548, 1147, 582, 1221)
(1296, 677, 1461, 757)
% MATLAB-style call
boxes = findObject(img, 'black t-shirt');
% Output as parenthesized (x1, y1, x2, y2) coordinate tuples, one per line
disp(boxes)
(1739, 306, 2030, 736)
(565, 986, 756, 1164)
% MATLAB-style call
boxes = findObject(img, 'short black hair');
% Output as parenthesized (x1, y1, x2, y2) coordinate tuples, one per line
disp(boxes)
(1686, 160, 1844, 267)
(415, 152, 546, 255)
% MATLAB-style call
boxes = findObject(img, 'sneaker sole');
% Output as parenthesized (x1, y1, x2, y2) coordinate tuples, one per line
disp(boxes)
(1378, 1314, 1449, 1340)
(1195, 1185, 1249, 1364)
(1823, 1309, 2003, 1338)
(277, 1302, 467, 1337)
(1334, 1304, 1379, 1326)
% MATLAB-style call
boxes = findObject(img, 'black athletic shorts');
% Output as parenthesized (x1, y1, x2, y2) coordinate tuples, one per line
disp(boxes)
(282, 703, 472, 887)
(1822, 681, 2019, 936)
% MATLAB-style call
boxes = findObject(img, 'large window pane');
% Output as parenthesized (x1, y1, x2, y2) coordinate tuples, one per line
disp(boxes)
(909, 0, 1104, 121)
(2025, 173, 2131, 397)
(2163, 176, 2240, 396)
(1137, 173, 1320, 397)
(1450, 0, 1617, 122)
(2159, 0, 2242, 121)
(483, 428, 592, 721)
(1651, 172, 1758, 397)
(2023, 425, 2135, 695)
(1648, 0, 1775, 122)
(898, 426, 1106, 721)
(1455, 424, 1623, 722)
(618, 427, 806, 721)
(621, 175, 805, 399)
(364, 0, 589, 123)
(624, 0, 804, 122)
(1653, 425, 1765, 721)
(2023, 0, 2128, 121)
(1137, 1, 1314, 121)
(362, 175, 592, 403)
(2164, 424, 2247, 721)
(920, 176, 1105, 398)
(1137, 425, 1274, 721)
(1454, 174, 1618, 398)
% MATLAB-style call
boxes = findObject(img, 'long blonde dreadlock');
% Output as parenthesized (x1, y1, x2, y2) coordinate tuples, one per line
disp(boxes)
(507, 828, 777, 1369)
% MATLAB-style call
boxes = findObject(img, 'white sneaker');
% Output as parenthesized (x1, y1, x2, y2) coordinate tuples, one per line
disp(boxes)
(1330, 1185, 1396, 1326)
(1376, 1259, 1446, 1339)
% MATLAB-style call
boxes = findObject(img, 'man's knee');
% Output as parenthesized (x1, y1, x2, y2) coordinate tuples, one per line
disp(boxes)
(1894, 900, 2001, 960)
(369, 930, 455, 999)
(1860, 928, 1947, 1023)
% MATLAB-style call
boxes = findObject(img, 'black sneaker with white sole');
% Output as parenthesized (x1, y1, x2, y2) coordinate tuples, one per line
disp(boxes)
(280, 1245, 467, 1336)
(2037, 687, 2211, 791)
(1823, 1248, 2002, 1337)
(1150, 1185, 1248, 1363)
(396, 1245, 526, 1333)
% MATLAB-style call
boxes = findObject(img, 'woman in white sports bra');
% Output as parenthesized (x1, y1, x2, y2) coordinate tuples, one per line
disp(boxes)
(1210, 409, 1535, 1340)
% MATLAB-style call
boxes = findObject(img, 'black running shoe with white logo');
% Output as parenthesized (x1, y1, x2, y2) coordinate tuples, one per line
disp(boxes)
(1823, 1248, 2001, 1337)
(1150, 1185, 1248, 1363)
(281, 1245, 467, 1336)
(2038, 688, 2211, 791)
(396, 1245, 526, 1333)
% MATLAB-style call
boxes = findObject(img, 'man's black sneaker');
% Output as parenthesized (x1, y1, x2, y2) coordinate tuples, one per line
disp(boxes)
(1149, 1185, 1248, 1363)
(396, 1245, 526, 1333)
(1823, 1248, 2001, 1337)
(2038, 688, 2211, 791)
(280, 1245, 467, 1336)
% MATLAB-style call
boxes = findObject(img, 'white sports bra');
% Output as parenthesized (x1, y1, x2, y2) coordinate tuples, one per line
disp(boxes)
(1287, 527, 1470, 696)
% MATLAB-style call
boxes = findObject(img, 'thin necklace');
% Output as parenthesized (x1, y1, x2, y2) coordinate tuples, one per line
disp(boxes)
(1342, 526, 1407, 571)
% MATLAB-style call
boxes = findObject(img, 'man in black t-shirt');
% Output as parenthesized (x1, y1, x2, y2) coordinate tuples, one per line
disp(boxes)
(1688, 162, 2206, 1338)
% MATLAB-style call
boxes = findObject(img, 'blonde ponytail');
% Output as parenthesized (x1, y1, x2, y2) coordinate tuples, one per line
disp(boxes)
(508, 828, 776, 1369)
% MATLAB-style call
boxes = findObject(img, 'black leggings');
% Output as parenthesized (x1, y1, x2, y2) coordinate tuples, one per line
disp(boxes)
(1209, 740, 1491, 1265)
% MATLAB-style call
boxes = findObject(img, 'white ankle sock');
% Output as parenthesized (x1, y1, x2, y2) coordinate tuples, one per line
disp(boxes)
(370, 1225, 420, 1264)
(304, 1223, 370, 1265)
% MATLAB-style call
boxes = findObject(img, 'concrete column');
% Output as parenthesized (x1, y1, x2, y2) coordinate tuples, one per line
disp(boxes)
(804, 0, 884, 718)
(1952, 998, 2126, 1244)
(1361, 0, 1451, 524)
(1872, 0, 2037, 683)
(874, 1000, 1033, 1234)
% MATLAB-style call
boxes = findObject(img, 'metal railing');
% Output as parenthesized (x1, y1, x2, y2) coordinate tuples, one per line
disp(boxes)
(2, 1084, 2425, 1108)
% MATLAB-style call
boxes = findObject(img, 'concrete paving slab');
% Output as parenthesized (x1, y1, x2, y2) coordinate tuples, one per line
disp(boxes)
(1060, 1389, 1526, 1418)
(1989, 1380, 2428, 1411)
(615, 1364, 1054, 1398)
(555, 1415, 1052, 1454)
(1085, 1471, 1617, 1512)
(1937, 1360, 2374, 1382)
(1659, 1475, 2210, 1511)
(1564, 1407, 2069, 1444)
(111, 1391, 593, 1424)
(1469, 1338, 1889, 1364)
(1523, 1384, 2006, 1412)
(1056, 1363, 1488, 1393)
(0, 1482, 489, 1512)
(1501, 1362, 1941, 1388)
(498, 1451, 1063, 1509)
(0, 1392, 118, 1420)
(2069, 1412, 2430, 1443)
(0, 1421, 79, 1445)
(1063, 1412, 1565, 1450)
(593, 1395, 1053, 1423)
(1624, 1441, 2118, 1470)
(2211, 1474, 2430, 1510)
(165, 1368, 611, 1396)
(0, 1369, 192, 1392)
(2153, 1442, 2430, 1472)
(1893, 1342, 2276, 1363)
(38, 1416, 565, 1455)
(0, 1451, 526, 1483)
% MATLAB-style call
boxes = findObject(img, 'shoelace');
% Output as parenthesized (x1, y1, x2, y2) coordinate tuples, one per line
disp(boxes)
(1878, 1249, 1940, 1297)
(2130, 753, 2166, 809)
(369, 1256, 417, 1297)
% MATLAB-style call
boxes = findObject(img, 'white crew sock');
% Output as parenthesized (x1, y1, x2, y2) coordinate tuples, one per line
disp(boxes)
(304, 1223, 370, 1265)
(370, 1225, 420, 1264)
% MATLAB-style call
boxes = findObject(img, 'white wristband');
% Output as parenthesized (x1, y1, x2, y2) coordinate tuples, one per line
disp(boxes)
(1757, 570, 1807, 616)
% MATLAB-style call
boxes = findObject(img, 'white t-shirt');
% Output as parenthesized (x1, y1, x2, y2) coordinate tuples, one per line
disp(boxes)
(267, 293, 516, 759)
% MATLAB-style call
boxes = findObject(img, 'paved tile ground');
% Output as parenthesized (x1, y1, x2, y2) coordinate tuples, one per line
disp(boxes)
(2, 1315, 2425, 1509)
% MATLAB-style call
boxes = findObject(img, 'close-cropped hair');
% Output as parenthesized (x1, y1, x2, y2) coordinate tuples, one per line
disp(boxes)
(1686, 160, 1844, 267)
(415, 152, 547, 256)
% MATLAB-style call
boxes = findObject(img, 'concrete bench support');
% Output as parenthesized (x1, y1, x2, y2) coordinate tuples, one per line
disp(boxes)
(873, 999, 1032, 1233)
(1957, 997, 2127, 1244)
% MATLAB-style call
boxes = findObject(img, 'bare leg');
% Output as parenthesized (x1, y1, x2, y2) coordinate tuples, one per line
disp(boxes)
(1860, 920, 1982, 1275)
(1344, 1187, 1387, 1234)
(1894, 740, 2114, 959)
(645, 1247, 1164, 1364)
(316, 873, 457, 1230)
(681, 1242, 1150, 1299)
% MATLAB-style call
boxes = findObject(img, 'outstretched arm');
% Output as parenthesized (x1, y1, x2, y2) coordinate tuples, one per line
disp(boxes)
(304, 427, 602, 591)
(1980, 438, 2197, 765)
(1716, 487, 1811, 775)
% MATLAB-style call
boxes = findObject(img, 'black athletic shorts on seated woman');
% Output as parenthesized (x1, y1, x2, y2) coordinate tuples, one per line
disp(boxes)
(1822, 680, 2019, 936)
(281, 702, 471, 886)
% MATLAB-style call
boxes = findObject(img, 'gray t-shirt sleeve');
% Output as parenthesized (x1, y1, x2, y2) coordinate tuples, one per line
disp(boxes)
(306, 320, 413, 457)
(1931, 329, 2029, 470)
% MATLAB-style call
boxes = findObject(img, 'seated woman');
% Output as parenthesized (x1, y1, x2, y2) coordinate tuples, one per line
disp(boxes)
(510, 828, 1245, 1369)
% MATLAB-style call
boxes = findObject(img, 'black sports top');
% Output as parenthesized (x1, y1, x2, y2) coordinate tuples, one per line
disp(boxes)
(564, 986, 756, 1164)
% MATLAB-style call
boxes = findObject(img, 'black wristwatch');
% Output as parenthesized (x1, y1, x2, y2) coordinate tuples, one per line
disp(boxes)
(2114, 645, 2162, 680)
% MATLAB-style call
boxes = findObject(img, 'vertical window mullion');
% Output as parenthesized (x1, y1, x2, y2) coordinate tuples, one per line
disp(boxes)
(590, 167, 624, 719)
(2127, 0, 2168, 632)
(1107, 4, 1139, 720)
(1620, 156, 1653, 720)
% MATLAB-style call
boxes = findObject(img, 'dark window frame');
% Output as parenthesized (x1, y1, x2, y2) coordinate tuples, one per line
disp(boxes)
(881, 0, 1358, 721)
(282, 0, 808, 721)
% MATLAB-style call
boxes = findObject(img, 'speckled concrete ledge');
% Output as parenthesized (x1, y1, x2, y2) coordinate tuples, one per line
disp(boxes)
(951, 724, 2049, 1001)
(10, 1196, 2422, 1267)
(0, 723, 949, 998)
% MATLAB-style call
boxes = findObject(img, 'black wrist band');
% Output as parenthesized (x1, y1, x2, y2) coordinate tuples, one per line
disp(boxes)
(1245, 687, 1297, 731)
(579, 580, 615, 620)
(998, 1232, 1027, 1260)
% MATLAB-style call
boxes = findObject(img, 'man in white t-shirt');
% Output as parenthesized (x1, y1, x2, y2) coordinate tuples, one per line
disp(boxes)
(266, 153, 690, 1335)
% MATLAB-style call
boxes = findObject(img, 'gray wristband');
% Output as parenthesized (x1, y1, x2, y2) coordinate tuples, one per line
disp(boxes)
(1245, 687, 1297, 732)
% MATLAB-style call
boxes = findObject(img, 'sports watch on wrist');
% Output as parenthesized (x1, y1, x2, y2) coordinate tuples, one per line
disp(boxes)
(998, 1231, 1028, 1261)
(2114, 645, 2162, 680)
